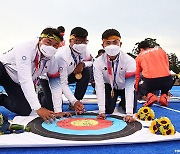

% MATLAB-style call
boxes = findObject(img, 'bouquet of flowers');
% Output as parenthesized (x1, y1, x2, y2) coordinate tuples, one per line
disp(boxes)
(149, 117, 176, 135)
(136, 107, 155, 121)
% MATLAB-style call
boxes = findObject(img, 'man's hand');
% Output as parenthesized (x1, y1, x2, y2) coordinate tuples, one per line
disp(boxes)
(74, 101, 86, 115)
(74, 62, 84, 74)
(36, 107, 55, 123)
(97, 113, 106, 120)
(55, 112, 72, 118)
(123, 115, 136, 123)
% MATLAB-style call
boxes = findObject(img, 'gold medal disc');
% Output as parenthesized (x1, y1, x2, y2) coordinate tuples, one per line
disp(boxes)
(111, 89, 114, 98)
(75, 73, 82, 80)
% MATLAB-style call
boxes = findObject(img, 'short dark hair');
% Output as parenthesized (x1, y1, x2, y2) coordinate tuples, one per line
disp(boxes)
(98, 49, 105, 55)
(137, 40, 150, 51)
(57, 26, 65, 33)
(102, 29, 121, 40)
(41, 27, 63, 41)
(137, 39, 160, 54)
(96, 49, 105, 58)
(70, 27, 88, 39)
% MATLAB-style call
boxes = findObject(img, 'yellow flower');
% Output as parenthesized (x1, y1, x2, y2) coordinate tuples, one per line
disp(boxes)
(166, 124, 176, 135)
(159, 124, 175, 135)
(157, 117, 171, 127)
(142, 107, 151, 114)
(149, 120, 158, 133)
(146, 115, 154, 121)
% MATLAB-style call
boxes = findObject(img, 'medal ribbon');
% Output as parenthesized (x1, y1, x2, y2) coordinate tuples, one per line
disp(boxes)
(33, 50, 48, 85)
(33, 51, 40, 85)
(34, 51, 40, 76)
(107, 55, 119, 90)
(69, 45, 82, 67)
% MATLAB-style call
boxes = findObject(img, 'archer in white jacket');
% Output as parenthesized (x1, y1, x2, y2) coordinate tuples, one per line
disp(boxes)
(0, 27, 70, 122)
(40, 27, 93, 115)
(93, 29, 137, 122)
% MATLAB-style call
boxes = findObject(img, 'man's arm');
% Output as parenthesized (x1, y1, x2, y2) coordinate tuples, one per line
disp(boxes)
(125, 56, 136, 115)
(93, 59, 106, 113)
(135, 57, 142, 91)
(15, 44, 41, 110)
(58, 58, 78, 105)
(82, 51, 93, 67)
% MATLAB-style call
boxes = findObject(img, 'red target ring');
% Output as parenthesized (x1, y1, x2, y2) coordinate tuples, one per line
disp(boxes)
(57, 118, 113, 130)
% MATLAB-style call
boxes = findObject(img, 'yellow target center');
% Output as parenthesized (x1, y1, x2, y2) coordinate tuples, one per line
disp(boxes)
(71, 119, 98, 127)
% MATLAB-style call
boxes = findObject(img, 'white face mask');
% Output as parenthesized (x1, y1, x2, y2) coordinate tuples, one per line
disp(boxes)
(40, 44, 57, 58)
(72, 44, 87, 54)
(104, 45, 120, 56)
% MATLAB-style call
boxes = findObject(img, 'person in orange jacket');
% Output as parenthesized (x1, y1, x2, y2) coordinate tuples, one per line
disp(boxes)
(135, 40, 173, 107)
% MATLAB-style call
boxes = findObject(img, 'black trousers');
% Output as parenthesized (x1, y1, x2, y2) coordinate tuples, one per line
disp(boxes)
(105, 83, 137, 114)
(140, 76, 174, 96)
(39, 67, 91, 110)
(68, 67, 90, 100)
(0, 62, 32, 115)
(39, 79, 54, 111)
(138, 85, 160, 100)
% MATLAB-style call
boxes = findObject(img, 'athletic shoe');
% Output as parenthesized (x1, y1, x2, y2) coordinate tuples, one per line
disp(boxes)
(144, 93, 158, 107)
(159, 94, 168, 106)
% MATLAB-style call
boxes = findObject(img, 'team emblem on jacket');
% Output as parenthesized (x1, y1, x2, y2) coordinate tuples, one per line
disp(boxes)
(104, 67, 107, 70)
(22, 56, 26, 60)
(59, 67, 63, 71)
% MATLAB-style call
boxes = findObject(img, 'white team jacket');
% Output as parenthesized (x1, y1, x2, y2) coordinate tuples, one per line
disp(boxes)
(48, 45, 93, 107)
(0, 39, 58, 111)
(93, 51, 136, 114)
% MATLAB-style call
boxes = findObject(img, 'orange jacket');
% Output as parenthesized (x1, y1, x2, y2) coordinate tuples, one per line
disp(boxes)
(135, 47, 170, 90)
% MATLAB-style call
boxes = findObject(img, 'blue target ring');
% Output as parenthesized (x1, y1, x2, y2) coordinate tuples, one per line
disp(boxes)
(42, 115, 127, 135)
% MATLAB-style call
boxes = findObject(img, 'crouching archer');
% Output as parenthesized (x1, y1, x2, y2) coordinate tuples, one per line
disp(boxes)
(93, 29, 137, 122)
(39, 27, 93, 115)
(0, 27, 71, 123)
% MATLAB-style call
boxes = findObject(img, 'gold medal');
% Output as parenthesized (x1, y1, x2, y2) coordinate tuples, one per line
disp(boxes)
(75, 73, 82, 80)
(111, 89, 114, 98)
